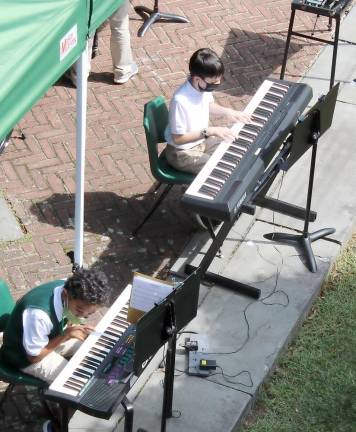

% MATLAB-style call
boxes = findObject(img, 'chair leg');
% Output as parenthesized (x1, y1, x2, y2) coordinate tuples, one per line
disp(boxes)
(0, 383, 14, 411)
(132, 184, 173, 236)
(38, 388, 58, 422)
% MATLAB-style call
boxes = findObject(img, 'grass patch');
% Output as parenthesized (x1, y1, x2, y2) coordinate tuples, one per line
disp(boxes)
(242, 236, 356, 432)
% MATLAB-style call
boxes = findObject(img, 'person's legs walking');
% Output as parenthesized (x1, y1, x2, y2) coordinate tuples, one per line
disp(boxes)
(110, 0, 138, 83)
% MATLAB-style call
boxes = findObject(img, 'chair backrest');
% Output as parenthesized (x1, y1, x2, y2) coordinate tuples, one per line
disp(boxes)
(0, 279, 15, 331)
(143, 96, 169, 181)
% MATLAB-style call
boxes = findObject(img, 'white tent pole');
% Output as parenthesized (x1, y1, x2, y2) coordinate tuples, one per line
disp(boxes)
(74, 42, 88, 268)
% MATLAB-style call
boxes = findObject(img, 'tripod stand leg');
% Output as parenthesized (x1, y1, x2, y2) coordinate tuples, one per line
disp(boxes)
(309, 227, 336, 242)
(300, 235, 317, 273)
(264, 227, 336, 273)
(265, 232, 300, 243)
(135, 2, 188, 37)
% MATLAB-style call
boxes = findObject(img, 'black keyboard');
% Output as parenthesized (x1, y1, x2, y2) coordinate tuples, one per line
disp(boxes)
(44, 287, 137, 419)
(181, 79, 313, 221)
(293, 0, 352, 17)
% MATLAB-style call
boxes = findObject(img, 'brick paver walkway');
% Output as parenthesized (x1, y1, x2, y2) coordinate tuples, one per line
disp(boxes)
(0, 0, 337, 430)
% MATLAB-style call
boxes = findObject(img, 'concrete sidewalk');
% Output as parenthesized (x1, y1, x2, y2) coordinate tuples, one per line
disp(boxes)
(70, 5, 356, 432)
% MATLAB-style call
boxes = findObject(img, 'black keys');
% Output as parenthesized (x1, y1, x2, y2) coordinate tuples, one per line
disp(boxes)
(255, 106, 272, 117)
(228, 146, 245, 156)
(239, 129, 256, 140)
(217, 161, 234, 172)
(234, 137, 252, 147)
(206, 177, 224, 188)
(211, 168, 229, 181)
(265, 92, 282, 103)
(243, 123, 261, 133)
(260, 99, 276, 110)
(222, 153, 238, 165)
(199, 184, 219, 197)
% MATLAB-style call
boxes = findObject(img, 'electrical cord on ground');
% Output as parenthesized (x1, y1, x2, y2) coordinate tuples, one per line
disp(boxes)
(160, 172, 292, 392)
(207, 366, 254, 388)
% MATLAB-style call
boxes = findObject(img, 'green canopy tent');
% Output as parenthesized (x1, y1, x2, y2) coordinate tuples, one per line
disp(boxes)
(0, 0, 124, 267)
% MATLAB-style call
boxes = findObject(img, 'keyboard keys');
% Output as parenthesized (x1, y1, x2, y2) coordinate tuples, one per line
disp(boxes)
(183, 79, 296, 203)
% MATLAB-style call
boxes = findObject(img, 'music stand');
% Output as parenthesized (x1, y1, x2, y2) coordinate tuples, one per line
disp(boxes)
(134, 0, 189, 37)
(133, 268, 201, 432)
(265, 83, 339, 272)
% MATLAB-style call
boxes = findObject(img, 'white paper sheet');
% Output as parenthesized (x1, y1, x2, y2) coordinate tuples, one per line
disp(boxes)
(130, 273, 173, 313)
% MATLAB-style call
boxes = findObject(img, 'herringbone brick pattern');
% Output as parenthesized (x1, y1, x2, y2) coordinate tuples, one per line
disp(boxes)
(0, 0, 346, 429)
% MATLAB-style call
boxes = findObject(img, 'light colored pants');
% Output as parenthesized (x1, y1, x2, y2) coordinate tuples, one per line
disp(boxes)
(110, 0, 134, 80)
(165, 137, 221, 174)
(21, 339, 82, 384)
(69, 1, 134, 83)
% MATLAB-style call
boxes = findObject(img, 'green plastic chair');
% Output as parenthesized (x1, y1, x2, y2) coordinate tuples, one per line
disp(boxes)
(132, 96, 195, 236)
(0, 279, 48, 415)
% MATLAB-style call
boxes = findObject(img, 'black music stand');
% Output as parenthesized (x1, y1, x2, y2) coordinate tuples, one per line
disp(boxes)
(133, 269, 201, 432)
(280, 0, 351, 90)
(134, 0, 189, 37)
(264, 83, 339, 273)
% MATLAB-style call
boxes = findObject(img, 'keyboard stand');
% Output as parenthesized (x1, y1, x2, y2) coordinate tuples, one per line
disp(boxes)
(250, 150, 317, 223)
(280, 0, 351, 90)
(178, 132, 318, 296)
(183, 217, 262, 300)
(58, 396, 134, 432)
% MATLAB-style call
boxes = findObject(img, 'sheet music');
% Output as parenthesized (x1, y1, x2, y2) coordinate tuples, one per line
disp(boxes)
(129, 273, 173, 313)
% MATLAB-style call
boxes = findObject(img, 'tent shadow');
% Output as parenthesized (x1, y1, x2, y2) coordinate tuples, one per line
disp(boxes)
(29, 188, 196, 300)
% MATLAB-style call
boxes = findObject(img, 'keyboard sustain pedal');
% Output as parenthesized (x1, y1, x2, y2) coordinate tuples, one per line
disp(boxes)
(186, 334, 214, 377)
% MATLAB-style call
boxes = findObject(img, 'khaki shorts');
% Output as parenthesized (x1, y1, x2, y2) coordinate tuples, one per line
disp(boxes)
(165, 137, 221, 174)
(21, 339, 82, 384)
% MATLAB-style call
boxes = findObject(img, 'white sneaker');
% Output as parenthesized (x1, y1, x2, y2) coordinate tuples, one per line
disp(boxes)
(114, 63, 138, 84)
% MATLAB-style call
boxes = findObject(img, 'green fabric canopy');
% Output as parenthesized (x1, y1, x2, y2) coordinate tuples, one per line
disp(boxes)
(0, 0, 123, 140)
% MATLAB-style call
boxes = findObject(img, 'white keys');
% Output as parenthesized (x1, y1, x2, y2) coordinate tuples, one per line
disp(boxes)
(49, 285, 132, 397)
(185, 80, 283, 200)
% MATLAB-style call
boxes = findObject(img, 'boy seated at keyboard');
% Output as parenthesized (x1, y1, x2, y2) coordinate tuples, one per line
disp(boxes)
(0, 268, 109, 431)
(164, 47, 251, 174)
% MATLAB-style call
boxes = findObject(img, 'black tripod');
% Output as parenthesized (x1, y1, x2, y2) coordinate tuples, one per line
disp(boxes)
(265, 85, 339, 273)
(134, 0, 189, 37)
(160, 300, 177, 432)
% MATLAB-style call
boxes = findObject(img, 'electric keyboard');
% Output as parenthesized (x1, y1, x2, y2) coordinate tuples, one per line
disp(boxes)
(293, 0, 352, 17)
(181, 79, 312, 221)
(44, 285, 136, 418)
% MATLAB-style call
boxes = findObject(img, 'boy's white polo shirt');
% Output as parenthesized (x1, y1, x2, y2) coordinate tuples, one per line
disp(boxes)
(22, 284, 64, 356)
(165, 79, 213, 150)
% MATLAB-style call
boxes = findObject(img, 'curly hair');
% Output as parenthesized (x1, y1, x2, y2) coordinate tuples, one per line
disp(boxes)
(64, 268, 110, 306)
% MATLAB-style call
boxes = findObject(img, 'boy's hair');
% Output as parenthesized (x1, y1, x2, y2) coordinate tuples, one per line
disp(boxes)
(189, 48, 224, 79)
(64, 268, 109, 306)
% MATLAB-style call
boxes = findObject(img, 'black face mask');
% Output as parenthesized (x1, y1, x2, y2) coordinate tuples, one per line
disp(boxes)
(197, 78, 221, 92)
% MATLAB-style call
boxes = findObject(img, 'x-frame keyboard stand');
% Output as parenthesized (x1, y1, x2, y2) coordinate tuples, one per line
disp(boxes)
(182, 122, 325, 297)
(280, 0, 351, 90)
(58, 396, 134, 432)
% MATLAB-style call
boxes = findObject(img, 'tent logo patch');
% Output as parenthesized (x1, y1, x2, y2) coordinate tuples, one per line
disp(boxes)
(60, 25, 78, 61)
